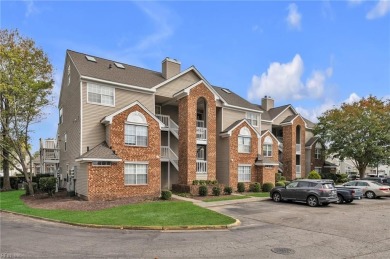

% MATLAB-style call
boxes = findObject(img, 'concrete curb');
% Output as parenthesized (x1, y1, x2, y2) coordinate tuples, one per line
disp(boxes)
(0, 210, 240, 231)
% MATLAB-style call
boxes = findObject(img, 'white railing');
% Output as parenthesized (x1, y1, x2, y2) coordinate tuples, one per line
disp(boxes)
(161, 146, 169, 159)
(196, 127, 207, 141)
(196, 160, 207, 173)
(169, 148, 178, 165)
(296, 144, 301, 154)
(196, 120, 205, 128)
(44, 150, 59, 160)
(170, 118, 179, 137)
(296, 165, 301, 178)
(156, 114, 169, 128)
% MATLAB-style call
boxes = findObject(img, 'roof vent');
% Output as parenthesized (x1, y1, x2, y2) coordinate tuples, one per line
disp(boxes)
(114, 62, 125, 69)
(85, 55, 96, 62)
(221, 88, 231, 94)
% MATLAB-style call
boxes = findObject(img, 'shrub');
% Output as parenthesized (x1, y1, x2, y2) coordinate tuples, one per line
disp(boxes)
(23, 182, 38, 196)
(39, 177, 57, 196)
(224, 186, 233, 195)
(262, 182, 275, 192)
(212, 186, 221, 196)
(199, 185, 208, 196)
(280, 176, 286, 181)
(307, 170, 321, 179)
(211, 180, 218, 185)
(192, 180, 199, 185)
(205, 180, 212, 185)
(199, 180, 206, 185)
(275, 173, 282, 182)
(320, 171, 337, 182)
(249, 182, 261, 192)
(161, 190, 172, 200)
(275, 181, 285, 187)
(237, 182, 245, 193)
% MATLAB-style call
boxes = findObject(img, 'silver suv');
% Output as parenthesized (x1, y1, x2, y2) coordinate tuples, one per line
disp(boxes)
(270, 179, 338, 207)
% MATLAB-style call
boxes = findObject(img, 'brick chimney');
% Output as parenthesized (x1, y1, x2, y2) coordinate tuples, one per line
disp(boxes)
(162, 57, 181, 79)
(261, 95, 274, 111)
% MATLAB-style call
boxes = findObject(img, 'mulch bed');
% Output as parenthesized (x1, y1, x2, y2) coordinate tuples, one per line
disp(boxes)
(21, 190, 160, 211)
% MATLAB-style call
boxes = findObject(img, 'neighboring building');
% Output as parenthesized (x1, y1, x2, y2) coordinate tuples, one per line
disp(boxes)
(37, 138, 59, 175)
(56, 50, 325, 200)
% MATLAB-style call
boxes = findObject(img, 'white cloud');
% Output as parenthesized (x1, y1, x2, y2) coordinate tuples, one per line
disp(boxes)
(344, 93, 361, 104)
(248, 54, 332, 102)
(24, 0, 40, 17)
(348, 0, 364, 6)
(366, 0, 390, 19)
(286, 3, 302, 30)
(295, 101, 336, 122)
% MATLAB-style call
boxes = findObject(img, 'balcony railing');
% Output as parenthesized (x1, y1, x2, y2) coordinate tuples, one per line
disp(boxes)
(196, 127, 207, 141)
(296, 165, 301, 178)
(296, 144, 301, 154)
(196, 120, 205, 128)
(156, 114, 169, 128)
(42, 149, 59, 161)
(196, 160, 207, 173)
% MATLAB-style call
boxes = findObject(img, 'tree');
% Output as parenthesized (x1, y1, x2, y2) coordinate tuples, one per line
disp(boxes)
(0, 29, 53, 194)
(314, 96, 390, 178)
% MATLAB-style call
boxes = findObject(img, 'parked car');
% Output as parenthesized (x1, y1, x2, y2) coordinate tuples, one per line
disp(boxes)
(334, 187, 363, 204)
(339, 180, 390, 199)
(348, 174, 360, 180)
(361, 177, 390, 186)
(270, 179, 338, 207)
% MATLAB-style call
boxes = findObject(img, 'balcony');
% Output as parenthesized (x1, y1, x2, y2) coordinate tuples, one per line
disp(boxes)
(196, 120, 207, 144)
(156, 114, 179, 138)
(196, 160, 207, 180)
(160, 146, 178, 170)
(296, 165, 301, 178)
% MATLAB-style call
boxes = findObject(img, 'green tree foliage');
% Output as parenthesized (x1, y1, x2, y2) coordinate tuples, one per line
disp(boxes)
(314, 96, 390, 178)
(307, 170, 321, 179)
(0, 29, 53, 194)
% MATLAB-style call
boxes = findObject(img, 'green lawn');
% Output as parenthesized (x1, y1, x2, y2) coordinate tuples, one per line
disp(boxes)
(202, 195, 250, 202)
(245, 192, 270, 198)
(0, 191, 235, 227)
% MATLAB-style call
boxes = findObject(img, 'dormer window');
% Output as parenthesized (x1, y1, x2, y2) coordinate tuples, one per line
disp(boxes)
(87, 83, 114, 106)
(246, 112, 259, 127)
(124, 111, 148, 147)
(238, 127, 251, 153)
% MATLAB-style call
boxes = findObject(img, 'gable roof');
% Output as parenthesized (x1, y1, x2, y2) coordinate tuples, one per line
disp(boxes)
(67, 50, 165, 89)
(220, 119, 260, 138)
(305, 137, 319, 147)
(280, 114, 299, 124)
(76, 142, 121, 162)
(213, 86, 262, 112)
(100, 101, 164, 128)
(303, 117, 316, 129)
(268, 104, 294, 120)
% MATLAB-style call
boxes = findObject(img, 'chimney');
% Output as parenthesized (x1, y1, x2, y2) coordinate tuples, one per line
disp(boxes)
(261, 95, 274, 111)
(162, 57, 181, 79)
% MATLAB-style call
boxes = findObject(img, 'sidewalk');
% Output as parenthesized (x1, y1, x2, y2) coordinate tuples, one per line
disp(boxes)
(172, 194, 269, 208)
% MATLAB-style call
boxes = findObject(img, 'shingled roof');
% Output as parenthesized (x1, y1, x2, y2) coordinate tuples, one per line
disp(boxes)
(68, 50, 165, 88)
(76, 142, 121, 161)
(213, 86, 262, 111)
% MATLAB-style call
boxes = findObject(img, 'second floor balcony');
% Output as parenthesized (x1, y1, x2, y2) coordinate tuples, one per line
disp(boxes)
(196, 120, 207, 144)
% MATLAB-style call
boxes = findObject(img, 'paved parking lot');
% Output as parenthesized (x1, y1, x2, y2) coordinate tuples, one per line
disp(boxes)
(1, 197, 390, 258)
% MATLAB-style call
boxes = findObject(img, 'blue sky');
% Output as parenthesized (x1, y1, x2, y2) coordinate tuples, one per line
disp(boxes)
(2, 0, 390, 152)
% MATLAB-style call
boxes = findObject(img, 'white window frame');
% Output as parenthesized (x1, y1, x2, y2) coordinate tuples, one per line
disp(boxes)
(263, 136, 273, 157)
(124, 162, 148, 185)
(246, 112, 259, 127)
(59, 107, 63, 124)
(87, 83, 115, 107)
(238, 127, 251, 153)
(315, 148, 321, 159)
(124, 124, 148, 146)
(238, 164, 251, 182)
(155, 105, 162, 115)
(92, 161, 112, 167)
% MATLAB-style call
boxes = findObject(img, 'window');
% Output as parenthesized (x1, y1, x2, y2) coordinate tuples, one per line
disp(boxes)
(114, 62, 125, 69)
(87, 83, 114, 106)
(263, 136, 273, 157)
(92, 161, 112, 166)
(85, 55, 96, 62)
(59, 108, 63, 124)
(238, 165, 251, 182)
(64, 133, 67, 152)
(221, 88, 231, 94)
(155, 105, 161, 115)
(238, 127, 251, 153)
(246, 112, 259, 127)
(315, 143, 322, 159)
(197, 146, 205, 160)
(124, 163, 148, 185)
(124, 111, 148, 146)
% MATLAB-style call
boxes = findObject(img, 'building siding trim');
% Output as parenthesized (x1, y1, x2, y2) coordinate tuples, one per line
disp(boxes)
(80, 76, 156, 94)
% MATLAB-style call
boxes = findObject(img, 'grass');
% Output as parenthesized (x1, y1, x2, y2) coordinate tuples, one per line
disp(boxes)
(202, 195, 250, 202)
(245, 192, 270, 198)
(0, 191, 235, 227)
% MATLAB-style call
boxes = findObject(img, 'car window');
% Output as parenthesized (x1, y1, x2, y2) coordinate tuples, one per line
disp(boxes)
(357, 182, 369, 186)
(321, 183, 334, 189)
(344, 181, 356, 186)
(297, 182, 311, 187)
(309, 182, 318, 187)
(286, 182, 299, 188)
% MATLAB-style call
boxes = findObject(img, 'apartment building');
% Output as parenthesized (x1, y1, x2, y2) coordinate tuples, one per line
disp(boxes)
(57, 50, 326, 200)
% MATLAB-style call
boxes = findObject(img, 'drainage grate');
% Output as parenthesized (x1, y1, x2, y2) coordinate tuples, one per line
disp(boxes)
(271, 247, 295, 255)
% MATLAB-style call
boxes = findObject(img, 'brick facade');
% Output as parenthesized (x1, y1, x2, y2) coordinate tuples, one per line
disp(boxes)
(310, 141, 325, 172)
(228, 122, 258, 190)
(258, 132, 278, 184)
(87, 104, 161, 201)
(282, 116, 306, 180)
(178, 83, 217, 184)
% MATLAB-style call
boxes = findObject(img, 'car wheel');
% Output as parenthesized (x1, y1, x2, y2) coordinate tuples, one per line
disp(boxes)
(345, 200, 353, 203)
(336, 194, 344, 204)
(307, 195, 319, 207)
(322, 203, 330, 206)
(365, 191, 376, 199)
(272, 192, 282, 202)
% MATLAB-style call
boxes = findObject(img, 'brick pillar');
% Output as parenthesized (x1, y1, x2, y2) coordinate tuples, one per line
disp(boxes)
(283, 125, 295, 180)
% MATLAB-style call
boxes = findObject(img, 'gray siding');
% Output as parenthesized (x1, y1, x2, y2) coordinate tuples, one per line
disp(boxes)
(156, 71, 200, 98)
(75, 163, 88, 197)
(261, 121, 273, 132)
(58, 54, 81, 183)
(216, 137, 230, 186)
(273, 108, 295, 125)
(305, 129, 314, 143)
(222, 108, 245, 131)
(81, 83, 154, 154)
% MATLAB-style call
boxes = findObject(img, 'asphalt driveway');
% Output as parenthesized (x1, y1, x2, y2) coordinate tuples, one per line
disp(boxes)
(1, 197, 390, 258)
